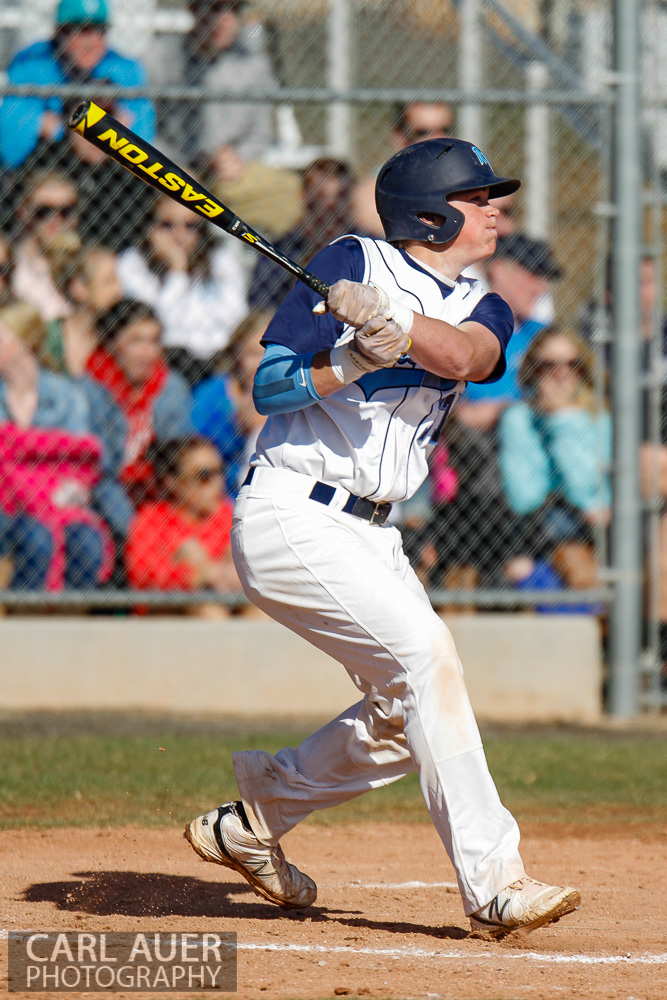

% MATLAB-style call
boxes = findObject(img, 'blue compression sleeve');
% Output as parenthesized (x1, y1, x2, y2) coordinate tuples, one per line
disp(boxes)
(252, 343, 323, 416)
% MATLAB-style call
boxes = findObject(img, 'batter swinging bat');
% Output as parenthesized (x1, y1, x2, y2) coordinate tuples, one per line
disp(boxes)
(67, 100, 330, 300)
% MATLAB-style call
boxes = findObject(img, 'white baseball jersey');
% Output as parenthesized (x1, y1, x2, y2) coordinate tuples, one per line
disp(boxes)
(251, 235, 513, 503)
(231, 234, 525, 913)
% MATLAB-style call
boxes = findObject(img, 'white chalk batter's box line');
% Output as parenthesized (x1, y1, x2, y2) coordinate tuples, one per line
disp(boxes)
(239, 942, 667, 967)
(1, 930, 665, 967)
(329, 881, 458, 889)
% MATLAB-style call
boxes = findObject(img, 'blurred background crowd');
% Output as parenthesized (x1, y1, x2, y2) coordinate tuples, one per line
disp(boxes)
(0, 0, 664, 683)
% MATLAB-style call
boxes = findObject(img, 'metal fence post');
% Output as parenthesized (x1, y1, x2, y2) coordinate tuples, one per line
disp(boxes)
(525, 61, 551, 239)
(327, 0, 352, 160)
(459, 0, 485, 147)
(608, 0, 643, 716)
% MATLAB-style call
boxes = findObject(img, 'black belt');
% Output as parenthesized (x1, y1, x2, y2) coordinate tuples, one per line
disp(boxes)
(242, 468, 392, 527)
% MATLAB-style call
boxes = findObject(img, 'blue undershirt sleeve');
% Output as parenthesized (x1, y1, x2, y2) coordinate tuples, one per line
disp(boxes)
(252, 343, 323, 416)
(463, 292, 515, 384)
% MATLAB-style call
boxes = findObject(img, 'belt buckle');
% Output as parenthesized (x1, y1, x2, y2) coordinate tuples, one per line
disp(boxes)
(370, 503, 389, 526)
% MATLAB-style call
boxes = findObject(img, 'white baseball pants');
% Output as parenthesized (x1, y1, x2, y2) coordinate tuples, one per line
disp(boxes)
(230, 466, 525, 914)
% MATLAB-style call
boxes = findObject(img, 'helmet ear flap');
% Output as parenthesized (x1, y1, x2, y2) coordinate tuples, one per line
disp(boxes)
(415, 202, 465, 245)
(380, 201, 465, 246)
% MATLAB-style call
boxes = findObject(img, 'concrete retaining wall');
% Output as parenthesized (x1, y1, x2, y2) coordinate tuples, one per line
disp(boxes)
(0, 614, 603, 721)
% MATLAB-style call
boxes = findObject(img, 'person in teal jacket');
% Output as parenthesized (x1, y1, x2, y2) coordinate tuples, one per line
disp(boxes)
(498, 327, 611, 607)
(499, 327, 611, 522)
(0, 0, 156, 171)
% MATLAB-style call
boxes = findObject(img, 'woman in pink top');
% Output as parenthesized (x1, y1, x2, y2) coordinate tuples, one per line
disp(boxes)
(0, 300, 112, 590)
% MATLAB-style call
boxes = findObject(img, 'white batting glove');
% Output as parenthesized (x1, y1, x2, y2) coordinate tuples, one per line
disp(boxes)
(330, 315, 411, 384)
(313, 279, 414, 334)
(355, 314, 411, 366)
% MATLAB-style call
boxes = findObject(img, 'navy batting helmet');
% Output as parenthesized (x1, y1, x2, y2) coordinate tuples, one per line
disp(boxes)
(375, 138, 521, 245)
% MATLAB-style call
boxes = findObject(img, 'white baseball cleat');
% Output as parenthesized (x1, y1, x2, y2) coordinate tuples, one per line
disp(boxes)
(469, 875, 581, 937)
(184, 801, 317, 910)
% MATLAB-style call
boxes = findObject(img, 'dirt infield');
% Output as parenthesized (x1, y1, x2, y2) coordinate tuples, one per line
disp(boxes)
(1, 822, 666, 1000)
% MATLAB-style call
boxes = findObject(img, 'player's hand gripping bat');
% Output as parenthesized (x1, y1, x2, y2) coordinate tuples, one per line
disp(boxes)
(67, 100, 330, 300)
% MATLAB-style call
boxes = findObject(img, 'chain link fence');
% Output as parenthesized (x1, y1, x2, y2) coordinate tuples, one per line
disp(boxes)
(0, 0, 664, 709)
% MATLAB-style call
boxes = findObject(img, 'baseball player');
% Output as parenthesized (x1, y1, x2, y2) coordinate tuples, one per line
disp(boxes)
(184, 138, 581, 936)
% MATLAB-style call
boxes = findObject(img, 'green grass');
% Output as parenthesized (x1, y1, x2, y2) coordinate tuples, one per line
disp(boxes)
(1, 713, 667, 829)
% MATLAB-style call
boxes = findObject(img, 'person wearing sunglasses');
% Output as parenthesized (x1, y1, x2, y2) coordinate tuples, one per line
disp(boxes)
(352, 100, 455, 237)
(125, 435, 241, 611)
(16, 92, 157, 253)
(498, 326, 611, 600)
(117, 194, 248, 386)
(11, 169, 80, 324)
(0, 0, 155, 172)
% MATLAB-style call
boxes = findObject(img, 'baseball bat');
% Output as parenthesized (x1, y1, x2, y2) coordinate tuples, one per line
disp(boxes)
(67, 100, 330, 299)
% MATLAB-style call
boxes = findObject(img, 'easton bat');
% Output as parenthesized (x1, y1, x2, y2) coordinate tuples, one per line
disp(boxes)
(67, 100, 330, 299)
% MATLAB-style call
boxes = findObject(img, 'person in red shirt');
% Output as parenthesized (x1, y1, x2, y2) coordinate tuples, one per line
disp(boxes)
(125, 435, 240, 610)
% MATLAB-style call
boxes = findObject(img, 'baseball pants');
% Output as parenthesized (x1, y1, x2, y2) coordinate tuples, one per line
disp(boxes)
(230, 466, 525, 914)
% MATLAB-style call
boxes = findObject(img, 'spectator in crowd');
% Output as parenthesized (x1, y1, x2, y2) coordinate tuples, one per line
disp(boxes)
(459, 234, 562, 432)
(420, 235, 563, 591)
(150, 0, 301, 244)
(249, 158, 356, 313)
(352, 100, 455, 236)
(19, 97, 155, 252)
(499, 326, 610, 603)
(125, 435, 241, 613)
(47, 243, 123, 376)
(0, 300, 112, 590)
(11, 170, 80, 323)
(154, 0, 275, 170)
(392, 438, 460, 592)
(0, 0, 155, 170)
(580, 254, 666, 366)
(117, 194, 248, 385)
(466, 198, 556, 326)
(579, 253, 667, 511)
(0, 0, 156, 172)
(81, 299, 193, 541)
(192, 310, 269, 492)
(210, 158, 302, 246)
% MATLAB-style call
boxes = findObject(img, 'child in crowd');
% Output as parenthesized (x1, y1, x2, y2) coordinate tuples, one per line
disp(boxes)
(47, 243, 122, 376)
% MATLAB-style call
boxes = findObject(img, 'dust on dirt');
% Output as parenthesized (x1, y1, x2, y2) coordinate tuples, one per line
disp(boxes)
(1, 822, 666, 1000)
